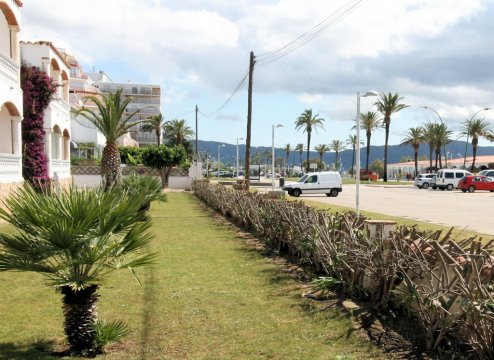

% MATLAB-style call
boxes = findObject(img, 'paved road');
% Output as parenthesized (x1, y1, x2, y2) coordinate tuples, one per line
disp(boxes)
(293, 184, 494, 236)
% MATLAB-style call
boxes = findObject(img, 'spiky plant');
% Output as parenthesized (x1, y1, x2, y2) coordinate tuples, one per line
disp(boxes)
(0, 184, 155, 356)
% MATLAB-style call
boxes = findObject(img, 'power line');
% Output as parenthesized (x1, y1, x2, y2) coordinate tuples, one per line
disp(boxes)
(256, 0, 365, 68)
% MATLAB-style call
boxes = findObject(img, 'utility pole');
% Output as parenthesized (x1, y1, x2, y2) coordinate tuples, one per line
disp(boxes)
(194, 105, 198, 158)
(245, 51, 255, 190)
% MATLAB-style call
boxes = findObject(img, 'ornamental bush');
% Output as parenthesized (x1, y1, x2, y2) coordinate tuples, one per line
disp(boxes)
(20, 64, 57, 183)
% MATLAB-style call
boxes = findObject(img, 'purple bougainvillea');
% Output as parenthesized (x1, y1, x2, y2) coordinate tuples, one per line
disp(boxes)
(21, 65, 56, 183)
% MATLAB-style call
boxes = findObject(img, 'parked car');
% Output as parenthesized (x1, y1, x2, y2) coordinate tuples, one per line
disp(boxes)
(477, 169, 494, 179)
(265, 172, 281, 179)
(433, 169, 472, 190)
(360, 169, 379, 181)
(414, 173, 436, 189)
(458, 175, 494, 193)
(282, 171, 342, 197)
(219, 171, 234, 178)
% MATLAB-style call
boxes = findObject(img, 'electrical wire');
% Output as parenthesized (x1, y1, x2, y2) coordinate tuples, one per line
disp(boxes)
(256, 0, 365, 68)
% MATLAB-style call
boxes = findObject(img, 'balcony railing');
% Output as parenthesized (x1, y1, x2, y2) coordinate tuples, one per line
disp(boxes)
(0, 153, 22, 182)
(51, 159, 71, 178)
(0, 51, 20, 88)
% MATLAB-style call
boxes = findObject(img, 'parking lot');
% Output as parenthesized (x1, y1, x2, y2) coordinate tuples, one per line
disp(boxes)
(300, 184, 494, 236)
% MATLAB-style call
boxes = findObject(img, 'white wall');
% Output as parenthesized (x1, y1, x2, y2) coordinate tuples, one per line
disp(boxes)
(72, 175, 191, 190)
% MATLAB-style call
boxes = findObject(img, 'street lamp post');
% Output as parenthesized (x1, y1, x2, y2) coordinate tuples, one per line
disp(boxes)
(356, 91, 379, 216)
(421, 106, 448, 168)
(217, 144, 225, 178)
(463, 108, 491, 168)
(236, 137, 244, 179)
(272, 124, 284, 190)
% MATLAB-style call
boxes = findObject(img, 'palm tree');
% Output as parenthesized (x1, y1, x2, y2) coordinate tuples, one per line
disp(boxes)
(283, 143, 291, 175)
(459, 118, 491, 171)
(142, 113, 165, 145)
(294, 109, 325, 172)
(74, 89, 147, 189)
(358, 111, 382, 172)
(329, 139, 345, 170)
(421, 122, 436, 172)
(295, 143, 304, 172)
(0, 184, 155, 356)
(432, 123, 452, 169)
(400, 127, 423, 177)
(314, 144, 330, 171)
(163, 119, 195, 146)
(345, 134, 362, 176)
(374, 93, 409, 182)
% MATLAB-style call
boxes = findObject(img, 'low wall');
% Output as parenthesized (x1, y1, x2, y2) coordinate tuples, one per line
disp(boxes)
(0, 180, 23, 222)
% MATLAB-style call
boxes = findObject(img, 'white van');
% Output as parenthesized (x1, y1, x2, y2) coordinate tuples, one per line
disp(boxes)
(433, 169, 472, 190)
(282, 171, 342, 197)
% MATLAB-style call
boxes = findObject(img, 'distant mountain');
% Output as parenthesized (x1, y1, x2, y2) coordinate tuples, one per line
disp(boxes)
(196, 140, 494, 170)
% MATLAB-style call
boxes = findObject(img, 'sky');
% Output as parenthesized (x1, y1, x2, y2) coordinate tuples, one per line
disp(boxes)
(19, 0, 494, 152)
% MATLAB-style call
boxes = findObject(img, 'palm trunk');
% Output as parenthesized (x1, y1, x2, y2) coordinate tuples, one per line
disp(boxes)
(351, 146, 355, 176)
(414, 148, 418, 176)
(366, 132, 371, 171)
(471, 137, 478, 171)
(101, 143, 121, 190)
(428, 143, 433, 171)
(306, 132, 311, 173)
(384, 121, 390, 182)
(60, 285, 101, 356)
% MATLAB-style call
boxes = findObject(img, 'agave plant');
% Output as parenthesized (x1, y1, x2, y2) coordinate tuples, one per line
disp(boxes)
(0, 184, 156, 356)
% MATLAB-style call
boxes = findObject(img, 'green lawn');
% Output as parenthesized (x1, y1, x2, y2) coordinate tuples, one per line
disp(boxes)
(0, 192, 383, 359)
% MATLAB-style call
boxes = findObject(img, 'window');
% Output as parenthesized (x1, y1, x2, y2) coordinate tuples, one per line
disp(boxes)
(444, 172, 454, 179)
(306, 175, 318, 183)
(456, 172, 465, 178)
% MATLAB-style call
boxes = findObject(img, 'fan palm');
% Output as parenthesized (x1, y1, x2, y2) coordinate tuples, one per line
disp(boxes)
(0, 184, 155, 356)
(459, 118, 492, 171)
(374, 93, 409, 182)
(74, 89, 147, 189)
(295, 143, 304, 171)
(314, 144, 330, 171)
(358, 111, 382, 172)
(142, 113, 165, 145)
(400, 127, 423, 176)
(294, 109, 325, 172)
(329, 139, 345, 170)
(163, 119, 195, 146)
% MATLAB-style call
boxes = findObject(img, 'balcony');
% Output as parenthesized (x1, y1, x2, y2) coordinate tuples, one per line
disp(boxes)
(51, 159, 71, 178)
(0, 51, 20, 88)
(0, 153, 22, 182)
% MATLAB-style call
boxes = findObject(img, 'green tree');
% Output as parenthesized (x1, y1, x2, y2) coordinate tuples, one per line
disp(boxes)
(345, 134, 362, 176)
(141, 145, 188, 187)
(329, 139, 345, 170)
(164, 119, 195, 146)
(460, 117, 491, 171)
(358, 111, 382, 172)
(374, 93, 409, 182)
(370, 159, 384, 178)
(0, 184, 155, 356)
(74, 89, 147, 189)
(295, 143, 304, 171)
(294, 109, 325, 172)
(314, 144, 330, 171)
(421, 122, 436, 171)
(142, 113, 165, 145)
(283, 143, 291, 174)
(400, 127, 423, 176)
(432, 123, 452, 169)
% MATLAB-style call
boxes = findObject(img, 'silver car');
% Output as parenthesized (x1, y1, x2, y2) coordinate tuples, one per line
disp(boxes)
(414, 173, 436, 189)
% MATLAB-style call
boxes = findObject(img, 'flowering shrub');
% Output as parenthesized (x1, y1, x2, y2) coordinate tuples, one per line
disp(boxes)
(21, 64, 56, 182)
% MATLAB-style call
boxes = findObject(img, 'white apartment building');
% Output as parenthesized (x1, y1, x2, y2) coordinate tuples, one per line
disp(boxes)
(88, 71, 162, 146)
(0, 0, 23, 202)
(20, 41, 72, 183)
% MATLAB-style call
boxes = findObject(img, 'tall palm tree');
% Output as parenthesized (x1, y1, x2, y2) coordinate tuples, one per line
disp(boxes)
(345, 134, 362, 176)
(294, 109, 325, 172)
(314, 144, 330, 171)
(374, 93, 409, 182)
(283, 144, 291, 174)
(400, 127, 423, 177)
(74, 89, 147, 189)
(459, 118, 491, 171)
(432, 123, 452, 169)
(0, 184, 155, 356)
(295, 143, 304, 172)
(329, 139, 345, 170)
(421, 122, 436, 172)
(163, 119, 195, 146)
(358, 111, 382, 172)
(142, 113, 165, 145)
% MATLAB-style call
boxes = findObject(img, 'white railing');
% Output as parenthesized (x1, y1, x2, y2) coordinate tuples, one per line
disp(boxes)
(51, 159, 71, 178)
(0, 153, 22, 182)
(0, 51, 20, 88)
